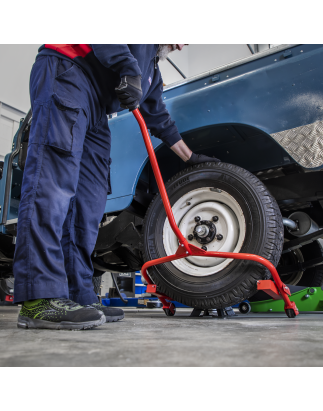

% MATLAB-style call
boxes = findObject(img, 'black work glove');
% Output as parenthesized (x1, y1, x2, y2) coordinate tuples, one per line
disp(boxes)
(186, 152, 221, 165)
(115, 75, 142, 111)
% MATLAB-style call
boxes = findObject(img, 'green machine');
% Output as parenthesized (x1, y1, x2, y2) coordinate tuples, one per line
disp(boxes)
(245, 286, 323, 313)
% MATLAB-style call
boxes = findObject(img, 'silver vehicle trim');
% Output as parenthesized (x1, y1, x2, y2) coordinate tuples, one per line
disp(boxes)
(271, 120, 323, 169)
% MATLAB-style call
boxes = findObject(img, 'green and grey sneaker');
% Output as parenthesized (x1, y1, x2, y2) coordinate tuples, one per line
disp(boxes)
(17, 298, 105, 330)
(90, 302, 124, 323)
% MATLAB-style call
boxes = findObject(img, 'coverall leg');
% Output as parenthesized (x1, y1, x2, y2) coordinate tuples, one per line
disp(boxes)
(62, 118, 111, 305)
(13, 55, 111, 305)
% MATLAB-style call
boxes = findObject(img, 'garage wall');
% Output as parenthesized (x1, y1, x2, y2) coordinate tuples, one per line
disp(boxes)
(0, 102, 25, 161)
(0, 44, 40, 114)
(159, 44, 253, 85)
(187, 44, 252, 77)
(158, 45, 191, 84)
(0, 44, 36, 160)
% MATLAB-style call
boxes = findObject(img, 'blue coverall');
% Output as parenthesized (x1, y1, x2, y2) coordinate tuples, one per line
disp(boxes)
(13, 45, 182, 305)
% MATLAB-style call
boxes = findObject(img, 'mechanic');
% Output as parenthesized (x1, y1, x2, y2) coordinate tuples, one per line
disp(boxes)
(14, 44, 220, 330)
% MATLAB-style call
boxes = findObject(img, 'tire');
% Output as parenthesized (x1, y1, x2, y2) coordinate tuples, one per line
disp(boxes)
(142, 162, 283, 309)
(296, 240, 323, 287)
(92, 274, 102, 295)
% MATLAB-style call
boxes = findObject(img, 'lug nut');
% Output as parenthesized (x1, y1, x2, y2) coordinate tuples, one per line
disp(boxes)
(188, 234, 194, 241)
(201, 246, 207, 251)
(212, 216, 219, 222)
(194, 216, 201, 222)
(216, 234, 223, 241)
(206, 237, 211, 242)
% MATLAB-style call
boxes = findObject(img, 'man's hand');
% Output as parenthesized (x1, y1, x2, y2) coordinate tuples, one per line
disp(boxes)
(115, 75, 142, 111)
(186, 152, 221, 165)
(171, 140, 220, 164)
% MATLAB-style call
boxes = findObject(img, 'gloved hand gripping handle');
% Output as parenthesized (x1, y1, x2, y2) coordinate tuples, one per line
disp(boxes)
(115, 75, 142, 111)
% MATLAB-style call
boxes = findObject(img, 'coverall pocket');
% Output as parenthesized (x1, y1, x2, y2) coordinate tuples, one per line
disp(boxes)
(54, 58, 90, 114)
(55, 59, 74, 79)
(45, 94, 86, 155)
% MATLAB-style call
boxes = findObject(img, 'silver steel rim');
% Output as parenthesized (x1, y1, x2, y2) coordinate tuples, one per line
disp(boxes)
(163, 187, 246, 276)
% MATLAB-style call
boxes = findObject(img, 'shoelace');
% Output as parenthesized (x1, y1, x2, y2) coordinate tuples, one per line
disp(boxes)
(83, 303, 102, 309)
(51, 298, 80, 309)
(90, 302, 103, 308)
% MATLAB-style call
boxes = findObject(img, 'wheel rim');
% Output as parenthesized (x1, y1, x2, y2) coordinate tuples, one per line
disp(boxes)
(163, 187, 246, 276)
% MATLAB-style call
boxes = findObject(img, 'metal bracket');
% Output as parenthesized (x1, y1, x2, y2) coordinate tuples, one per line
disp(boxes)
(212, 75, 220, 82)
(282, 229, 323, 254)
(257, 280, 291, 300)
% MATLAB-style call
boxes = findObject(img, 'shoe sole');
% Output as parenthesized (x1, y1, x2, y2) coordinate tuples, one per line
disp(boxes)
(17, 314, 106, 330)
(105, 313, 125, 323)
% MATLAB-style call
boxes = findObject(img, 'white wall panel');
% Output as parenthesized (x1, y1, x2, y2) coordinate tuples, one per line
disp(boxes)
(187, 44, 251, 77)
(0, 102, 25, 161)
(0, 44, 41, 113)
(159, 44, 252, 86)
(158, 45, 190, 85)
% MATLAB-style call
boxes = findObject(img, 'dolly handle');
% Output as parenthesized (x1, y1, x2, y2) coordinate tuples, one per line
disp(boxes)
(132, 109, 189, 249)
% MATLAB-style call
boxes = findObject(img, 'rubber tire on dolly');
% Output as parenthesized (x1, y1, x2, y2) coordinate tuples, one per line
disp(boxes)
(285, 309, 297, 318)
(163, 304, 176, 316)
(142, 162, 284, 310)
(239, 301, 251, 314)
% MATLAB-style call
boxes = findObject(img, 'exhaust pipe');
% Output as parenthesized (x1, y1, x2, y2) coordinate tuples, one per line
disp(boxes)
(284, 211, 319, 237)
(282, 217, 298, 231)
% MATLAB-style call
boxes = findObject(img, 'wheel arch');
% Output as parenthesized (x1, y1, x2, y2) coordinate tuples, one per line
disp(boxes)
(135, 122, 295, 199)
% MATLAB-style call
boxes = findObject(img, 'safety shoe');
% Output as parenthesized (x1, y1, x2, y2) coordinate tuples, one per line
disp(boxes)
(90, 302, 124, 323)
(17, 298, 105, 330)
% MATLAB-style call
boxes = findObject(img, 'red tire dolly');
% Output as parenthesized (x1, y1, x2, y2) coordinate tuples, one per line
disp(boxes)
(132, 109, 299, 319)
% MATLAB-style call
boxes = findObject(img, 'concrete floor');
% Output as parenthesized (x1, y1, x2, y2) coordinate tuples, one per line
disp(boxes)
(1, 305, 323, 366)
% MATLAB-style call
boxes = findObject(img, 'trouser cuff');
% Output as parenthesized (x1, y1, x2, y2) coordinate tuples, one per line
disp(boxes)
(69, 289, 99, 306)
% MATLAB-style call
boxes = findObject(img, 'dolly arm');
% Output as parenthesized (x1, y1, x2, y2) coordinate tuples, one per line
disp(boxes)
(133, 109, 190, 253)
(132, 109, 298, 318)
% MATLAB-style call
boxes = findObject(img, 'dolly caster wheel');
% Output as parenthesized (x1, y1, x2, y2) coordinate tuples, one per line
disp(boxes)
(239, 302, 251, 314)
(285, 309, 297, 318)
(163, 304, 176, 316)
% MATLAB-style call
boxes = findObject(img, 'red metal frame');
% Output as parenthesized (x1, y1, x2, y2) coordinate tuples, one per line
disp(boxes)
(132, 108, 298, 318)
